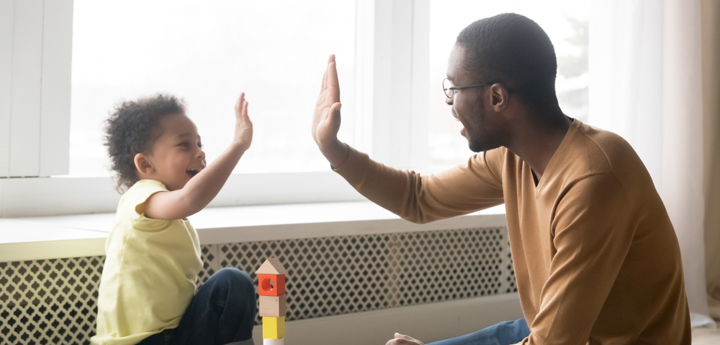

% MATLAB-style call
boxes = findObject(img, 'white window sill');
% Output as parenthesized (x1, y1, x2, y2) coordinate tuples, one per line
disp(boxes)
(0, 202, 507, 262)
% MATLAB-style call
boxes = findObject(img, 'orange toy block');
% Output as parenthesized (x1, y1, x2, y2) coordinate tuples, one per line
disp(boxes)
(258, 273, 286, 296)
(259, 295, 287, 317)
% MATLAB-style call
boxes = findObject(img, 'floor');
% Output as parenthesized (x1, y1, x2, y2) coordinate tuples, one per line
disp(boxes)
(692, 322, 720, 345)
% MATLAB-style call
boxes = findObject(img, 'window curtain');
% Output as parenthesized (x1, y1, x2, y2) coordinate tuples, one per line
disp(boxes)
(702, 0, 720, 323)
(588, 0, 719, 327)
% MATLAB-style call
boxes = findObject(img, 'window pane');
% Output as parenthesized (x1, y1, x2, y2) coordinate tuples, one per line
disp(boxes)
(428, 0, 588, 169)
(70, 0, 356, 176)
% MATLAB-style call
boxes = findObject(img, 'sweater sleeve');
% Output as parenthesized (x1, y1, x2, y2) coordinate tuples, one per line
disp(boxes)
(333, 145, 505, 224)
(516, 173, 636, 345)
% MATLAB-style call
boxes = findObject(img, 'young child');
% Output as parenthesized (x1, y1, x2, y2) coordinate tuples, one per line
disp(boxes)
(92, 94, 256, 345)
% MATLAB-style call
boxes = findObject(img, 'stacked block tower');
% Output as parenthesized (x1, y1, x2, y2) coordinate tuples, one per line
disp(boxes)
(256, 257, 287, 345)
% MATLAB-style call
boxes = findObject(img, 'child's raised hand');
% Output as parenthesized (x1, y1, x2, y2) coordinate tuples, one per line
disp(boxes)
(233, 92, 253, 152)
(145, 92, 253, 220)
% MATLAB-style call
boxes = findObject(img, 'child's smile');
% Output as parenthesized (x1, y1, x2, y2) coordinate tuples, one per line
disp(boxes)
(138, 113, 206, 191)
(186, 168, 201, 178)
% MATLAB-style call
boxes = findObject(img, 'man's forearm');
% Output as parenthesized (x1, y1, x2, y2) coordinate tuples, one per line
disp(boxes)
(320, 139, 350, 169)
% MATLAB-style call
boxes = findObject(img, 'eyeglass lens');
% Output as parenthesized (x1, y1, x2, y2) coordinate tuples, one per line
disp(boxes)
(443, 78, 453, 98)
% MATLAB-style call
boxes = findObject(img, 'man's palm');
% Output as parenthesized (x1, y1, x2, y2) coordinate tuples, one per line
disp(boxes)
(312, 55, 342, 147)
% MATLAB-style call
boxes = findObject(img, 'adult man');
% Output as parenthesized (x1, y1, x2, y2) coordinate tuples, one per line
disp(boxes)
(311, 13, 691, 345)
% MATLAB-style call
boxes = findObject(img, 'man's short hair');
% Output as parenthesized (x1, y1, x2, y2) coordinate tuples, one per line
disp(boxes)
(456, 13, 559, 111)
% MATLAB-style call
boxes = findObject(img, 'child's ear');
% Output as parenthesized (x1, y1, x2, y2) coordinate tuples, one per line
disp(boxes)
(134, 153, 154, 176)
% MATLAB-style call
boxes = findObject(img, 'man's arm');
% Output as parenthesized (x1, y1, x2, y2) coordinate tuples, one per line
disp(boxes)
(311, 56, 505, 224)
(516, 173, 635, 345)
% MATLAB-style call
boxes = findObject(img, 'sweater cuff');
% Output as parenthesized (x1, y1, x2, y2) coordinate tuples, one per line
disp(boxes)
(332, 145, 370, 186)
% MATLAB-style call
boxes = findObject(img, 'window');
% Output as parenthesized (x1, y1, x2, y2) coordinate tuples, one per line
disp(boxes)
(426, 0, 589, 169)
(1, 0, 590, 217)
(70, 0, 357, 176)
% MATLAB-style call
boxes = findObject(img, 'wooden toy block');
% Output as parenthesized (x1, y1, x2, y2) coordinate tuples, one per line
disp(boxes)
(256, 257, 287, 275)
(263, 338, 284, 345)
(262, 316, 285, 339)
(259, 295, 287, 317)
(258, 273, 286, 296)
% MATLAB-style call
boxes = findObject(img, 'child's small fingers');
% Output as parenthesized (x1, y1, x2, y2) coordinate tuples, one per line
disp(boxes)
(235, 92, 246, 113)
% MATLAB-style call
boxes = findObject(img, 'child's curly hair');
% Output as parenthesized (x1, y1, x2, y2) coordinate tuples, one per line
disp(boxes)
(104, 94, 186, 193)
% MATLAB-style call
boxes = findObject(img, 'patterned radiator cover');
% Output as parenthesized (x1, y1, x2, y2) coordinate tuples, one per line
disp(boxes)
(0, 227, 515, 345)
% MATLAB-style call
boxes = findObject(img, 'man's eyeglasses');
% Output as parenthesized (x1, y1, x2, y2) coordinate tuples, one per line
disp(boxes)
(443, 78, 516, 99)
(442, 78, 493, 99)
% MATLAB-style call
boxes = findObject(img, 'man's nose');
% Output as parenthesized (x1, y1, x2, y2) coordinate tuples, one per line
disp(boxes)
(445, 95, 453, 106)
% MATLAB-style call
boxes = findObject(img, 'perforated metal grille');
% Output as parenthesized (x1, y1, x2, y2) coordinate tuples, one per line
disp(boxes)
(198, 244, 219, 285)
(0, 257, 103, 345)
(216, 234, 395, 324)
(0, 226, 513, 344)
(212, 227, 513, 324)
(505, 240, 518, 294)
(393, 228, 511, 306)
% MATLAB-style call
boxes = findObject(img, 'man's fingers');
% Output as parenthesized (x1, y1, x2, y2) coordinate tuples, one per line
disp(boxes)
(321, 55, 335, 92)
(385, 340, 414, 345)
(327, 61, 340, 102)
(242, 100, 249, 121)
(391, 333, 423, 344)
(321, 68, 328, 92)
(329, 102, 342, 113)
(394, 333, 413, 340)
(328, 102, 342, 122)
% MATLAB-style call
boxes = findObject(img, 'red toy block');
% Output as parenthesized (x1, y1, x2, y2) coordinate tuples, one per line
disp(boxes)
(258, 273, 286, 296)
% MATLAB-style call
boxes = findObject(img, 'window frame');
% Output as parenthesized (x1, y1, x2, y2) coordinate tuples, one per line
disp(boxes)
(0, 0, 432, 217)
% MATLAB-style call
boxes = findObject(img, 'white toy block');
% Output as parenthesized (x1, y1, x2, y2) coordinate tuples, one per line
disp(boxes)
(263, 338, 284, 345)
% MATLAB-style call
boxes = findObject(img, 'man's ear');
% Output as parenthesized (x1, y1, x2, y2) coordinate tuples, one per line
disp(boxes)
(489, 83, 510, 112)
(134, 153, 154, 177)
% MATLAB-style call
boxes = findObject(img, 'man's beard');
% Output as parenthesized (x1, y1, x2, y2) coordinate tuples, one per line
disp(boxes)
(468, 133, 500, 152)
(466, 105, 502, 153)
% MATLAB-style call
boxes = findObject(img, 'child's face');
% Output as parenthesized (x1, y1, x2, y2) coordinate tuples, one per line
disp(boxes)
(143, 114, 206, 191)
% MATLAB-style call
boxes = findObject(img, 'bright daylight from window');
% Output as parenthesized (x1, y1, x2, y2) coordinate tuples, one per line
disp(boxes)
(427, 0, 588, 169)
(70, 0, 356, 176)
(70, 0, 588, 176)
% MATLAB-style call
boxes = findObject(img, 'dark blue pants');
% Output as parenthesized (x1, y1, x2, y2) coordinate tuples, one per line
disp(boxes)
(427, 318, 530, 345)
(137, 268, 257, 345)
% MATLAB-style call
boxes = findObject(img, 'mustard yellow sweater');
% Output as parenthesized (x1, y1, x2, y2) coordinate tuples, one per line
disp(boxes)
(334, 120, 691, 345)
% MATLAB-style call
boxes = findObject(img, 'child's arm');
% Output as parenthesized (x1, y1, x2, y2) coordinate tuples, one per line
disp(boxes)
(144, 93, 253, 220)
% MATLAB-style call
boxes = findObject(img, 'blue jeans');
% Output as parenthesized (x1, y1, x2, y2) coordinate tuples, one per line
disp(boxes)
(427, 318, 530, 345)
(137, 268, 257, 345)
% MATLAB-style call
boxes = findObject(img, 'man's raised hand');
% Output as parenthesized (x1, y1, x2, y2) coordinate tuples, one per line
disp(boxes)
(312, 55, 349, 168)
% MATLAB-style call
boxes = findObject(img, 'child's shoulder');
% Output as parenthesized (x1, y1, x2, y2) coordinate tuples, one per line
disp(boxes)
(127, 179, 167, 194)
(117, 179, 169, 218)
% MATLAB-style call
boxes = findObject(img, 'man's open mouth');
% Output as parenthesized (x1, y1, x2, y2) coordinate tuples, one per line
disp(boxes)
(186, 169, 201, 178)
(451, 108, 460, 122)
